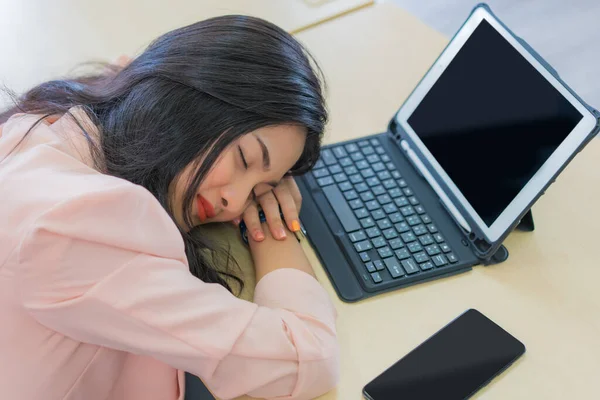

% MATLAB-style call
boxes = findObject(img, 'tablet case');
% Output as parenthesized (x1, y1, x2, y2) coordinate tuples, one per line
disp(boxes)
(387, 2, 600, 266)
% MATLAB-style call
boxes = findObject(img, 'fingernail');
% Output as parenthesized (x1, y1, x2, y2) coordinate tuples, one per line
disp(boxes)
(254, 230, 264, 241)
(291, 220, 301, 232)
(278, 228, 287, 239)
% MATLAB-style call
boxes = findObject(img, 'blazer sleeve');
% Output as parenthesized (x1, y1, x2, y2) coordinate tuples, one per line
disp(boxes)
(16, 182, 340, 400)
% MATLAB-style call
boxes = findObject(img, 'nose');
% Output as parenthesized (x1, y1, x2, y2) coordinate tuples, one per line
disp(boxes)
(219, 183, 253, 216)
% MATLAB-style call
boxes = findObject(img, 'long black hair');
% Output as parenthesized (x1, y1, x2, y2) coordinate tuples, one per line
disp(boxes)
(0, 15, 327, 294)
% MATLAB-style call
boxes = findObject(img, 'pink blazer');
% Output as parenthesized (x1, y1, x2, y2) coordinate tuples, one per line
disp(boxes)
(0, 109, 339, 400)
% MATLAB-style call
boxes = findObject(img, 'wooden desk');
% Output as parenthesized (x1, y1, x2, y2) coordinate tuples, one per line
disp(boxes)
(291, 3, 600, 399)
(0, 0, 372, 107)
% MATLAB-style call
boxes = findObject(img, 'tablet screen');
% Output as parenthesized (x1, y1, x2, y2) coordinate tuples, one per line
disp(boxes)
(407, 19, 583, 226)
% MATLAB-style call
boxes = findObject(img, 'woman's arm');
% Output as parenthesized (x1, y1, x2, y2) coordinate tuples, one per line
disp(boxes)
(249, 222, 316, 282)
(16, 182, 339, 400)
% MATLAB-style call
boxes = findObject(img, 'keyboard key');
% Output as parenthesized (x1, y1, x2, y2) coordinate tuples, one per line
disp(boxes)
(386, 162, 396, 171)
(432, 254, 448, 267)
(360, 217, 375, 228)
(377, 218, 392, 230)
(338, 181, 353, 192)
(375, 146, 385, 154)
(414, 252, 430, 263)
(371, 209, 386, 220)
(344, 166, 358, 175)
(389, 212, 403, 223)
(408, 196, 419, 206)
(356, 160, 369, 169)
(322, 185, 362, 232)
(398, 179, 408, 188)
(329, 165, 342, 174)
(349, 174, 363, 184)
(333, 173, 347, 183)
(351, 152, 365, 161)
(372, 185, 386, 196)
(362, 146, 375, 155)
(343, 190, 358, 201)
(361, 168, 375, 178)
(377, 171, 391, 180)
(440, 243, 451, 253)
(421, 214, 432, 224)
(354, 240, 372, 252)
(447, 253, 458, 263)
(412, 225, 428, 236)
(377, 194, 392, 205)
(419, 234, 435, 246)
(333, 146, 348, 158)
(371, 272, 383, 283)
(366, 177, 380, 187)
(425, 244, 441, 256)
(372, 162, 385, 172)
(345, 143, 359, 153)
(365, 200, 380, 211)
(360, 252, 371, 262)
(433, 233, 444, 243)
(358, 140, 369, 147)
(382, 179, 397, 189)
(370, 138, 380, 146)
(366, 227, 381, 238)
(407, 216, 422, 226)
(381, 154, 391, 162)
(391, 170, 401, 179)
(383, 228, 398, 240)
(389, 238, 404, 249)
(313, 168, 330, 178)
(383, 204, 398, 214)
(385, 257, 405, 278)
(367, 154, 380, 163)
(339, 157, 352, 167)
(349, 199, 364, 209)
(317, 176, 334, 186)
(401, 259, 420, 275)
(373, 259, 385, 271)
(401, 232, 417, 243)
(395, 249, 411, 260)
(389, 188, 403, 198)
(395, 222, 410, 233)
(420, 261, 434, 271)
(427, 224, 438, 233)
(415, 205, 426, 214)
(403, 188, 414, 196)
(408, 242, 423, 253)
(348, 231, 367, 242)
(360, 191, 375, 202)
(372, 237, 387, 248)
(320, 149, 336, 165)
(354, 208, 369, 219)
(400, 206, 415, 217)
(378, 246, 393, 258)
(395, 197, 409, 207)
(355, 182, 369, 193)
(365, 262, 376, 273)
(314, 159, 325, 169)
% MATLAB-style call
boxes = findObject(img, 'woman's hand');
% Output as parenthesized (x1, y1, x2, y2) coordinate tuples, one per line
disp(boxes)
(239, 176, 302, 241)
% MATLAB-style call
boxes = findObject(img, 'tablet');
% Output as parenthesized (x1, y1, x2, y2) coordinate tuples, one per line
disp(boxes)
(395, 5, 598, 243)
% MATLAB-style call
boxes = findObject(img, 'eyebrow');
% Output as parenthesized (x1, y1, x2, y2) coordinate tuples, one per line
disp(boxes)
(252, 134, 279, 188)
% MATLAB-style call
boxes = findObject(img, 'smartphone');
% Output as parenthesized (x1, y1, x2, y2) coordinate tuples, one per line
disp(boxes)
(363, 309, 525, 400)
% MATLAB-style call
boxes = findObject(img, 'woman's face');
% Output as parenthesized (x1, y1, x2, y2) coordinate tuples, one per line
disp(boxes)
(171, 124, 307, 230)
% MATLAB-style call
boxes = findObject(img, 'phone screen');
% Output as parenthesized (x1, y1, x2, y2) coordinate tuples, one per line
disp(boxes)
(363, 309, 525, 400)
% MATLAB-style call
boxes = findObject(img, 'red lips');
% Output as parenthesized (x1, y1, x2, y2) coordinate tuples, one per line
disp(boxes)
(197, 195, 216, 222)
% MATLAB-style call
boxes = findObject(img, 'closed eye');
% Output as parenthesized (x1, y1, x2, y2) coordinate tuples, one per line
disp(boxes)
(238, 146, 248, 170)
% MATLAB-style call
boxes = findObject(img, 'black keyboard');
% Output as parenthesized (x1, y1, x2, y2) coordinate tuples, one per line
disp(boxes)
(312, 137, 460, 287)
